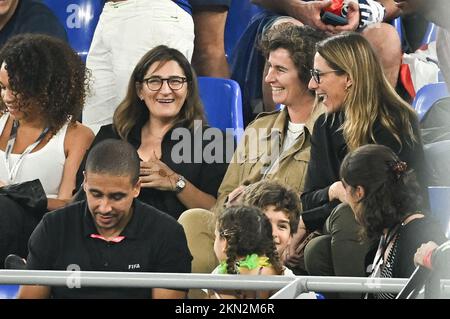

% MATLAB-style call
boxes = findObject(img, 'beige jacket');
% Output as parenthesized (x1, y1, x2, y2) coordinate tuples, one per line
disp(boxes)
(214, 105, 324, 211)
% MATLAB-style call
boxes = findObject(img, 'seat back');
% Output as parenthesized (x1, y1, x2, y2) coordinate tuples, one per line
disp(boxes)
(0, 285, 20, 299)
(421, 22, 437, 46)
(413, 82, 450, 121)
(224, 1, 263, 62)
(43, 0, 103, 61)
(197, 76, 244, 142)
(392, 16, 403, 43)
(424, 140, 450, 186)
(428, 187, 450, 238)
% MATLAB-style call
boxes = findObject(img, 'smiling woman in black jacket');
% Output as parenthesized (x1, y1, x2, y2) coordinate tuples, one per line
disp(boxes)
(295, 33, 427, 291)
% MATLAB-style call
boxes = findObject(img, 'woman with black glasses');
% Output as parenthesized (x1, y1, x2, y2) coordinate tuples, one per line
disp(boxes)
(77, 45, 228, 219)
(295, 33, 427, 297)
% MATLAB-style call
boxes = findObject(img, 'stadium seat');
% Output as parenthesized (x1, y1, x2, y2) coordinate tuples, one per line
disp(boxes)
(428, 186, 450, 238)
(421, 22, 437, 46)
(224, 1, 263, 62)
(0, 285, 19, 299)
(197, 76, 244, 142)
(392, 17, 437, 49)
(412, 82, 450, 121)
(392, 16, 403, 43)
(424, 140, 450, 185)
(43, 0, 103, 61)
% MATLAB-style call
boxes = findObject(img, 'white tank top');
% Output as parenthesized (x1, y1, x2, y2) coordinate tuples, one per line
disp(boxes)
(0, 114, 68, 198)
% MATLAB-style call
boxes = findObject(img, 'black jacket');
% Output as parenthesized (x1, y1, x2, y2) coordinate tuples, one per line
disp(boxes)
(301, 112, 427, 231)
(76, 120, 230, 219)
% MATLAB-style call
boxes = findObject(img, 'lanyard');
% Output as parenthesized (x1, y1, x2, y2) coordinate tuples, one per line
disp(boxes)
(370, 223, 401, 276)
(4, 119, 49, 183)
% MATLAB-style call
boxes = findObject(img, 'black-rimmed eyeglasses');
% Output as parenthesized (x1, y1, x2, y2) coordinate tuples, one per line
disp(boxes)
(310, 69, 341, 84)
(143, 76, 188, 91)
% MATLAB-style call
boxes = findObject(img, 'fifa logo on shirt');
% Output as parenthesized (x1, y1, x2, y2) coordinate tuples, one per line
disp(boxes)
(128, 264, 141, 270)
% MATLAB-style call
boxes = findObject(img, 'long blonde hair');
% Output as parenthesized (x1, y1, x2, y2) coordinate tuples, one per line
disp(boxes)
(316, 32, 417, 151)
(113, 45, 206, 140)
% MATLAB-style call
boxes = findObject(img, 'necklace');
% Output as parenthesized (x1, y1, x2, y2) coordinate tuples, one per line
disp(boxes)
(287, 122, 304, 134)
(4, 119, 49, 183)
(287, 127, 303, 134)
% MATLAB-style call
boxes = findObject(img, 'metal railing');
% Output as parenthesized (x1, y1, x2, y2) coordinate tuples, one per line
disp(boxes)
(1, 270, 449, 299)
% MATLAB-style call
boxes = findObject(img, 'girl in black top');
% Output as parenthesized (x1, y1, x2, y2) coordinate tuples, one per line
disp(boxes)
(340, 144, 446, 299)
(300, 32, 427, 234)
(292, 33, 427, 281)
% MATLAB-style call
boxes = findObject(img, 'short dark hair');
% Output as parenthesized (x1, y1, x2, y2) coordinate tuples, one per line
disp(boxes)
(113, 45, 206, 140)
(340, 144, 422, 239)
(85, 139, 140, 184)
(242, 180, 301, 233)
(259, 24, 328, 89)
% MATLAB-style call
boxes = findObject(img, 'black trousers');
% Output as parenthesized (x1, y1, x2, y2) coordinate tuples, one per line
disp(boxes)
(0, 196, 42, 269)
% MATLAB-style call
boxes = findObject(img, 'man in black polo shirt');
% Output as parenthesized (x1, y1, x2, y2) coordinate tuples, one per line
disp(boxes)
(18, 139, 192, 299)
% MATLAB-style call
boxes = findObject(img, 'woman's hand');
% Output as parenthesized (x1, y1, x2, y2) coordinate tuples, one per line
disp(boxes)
(139, 159, 178, 191)
(328, 181, 347, 203)
(225, 185, 248, 208)
(414, 241, 439, 268)
(0, 180, 6, 188)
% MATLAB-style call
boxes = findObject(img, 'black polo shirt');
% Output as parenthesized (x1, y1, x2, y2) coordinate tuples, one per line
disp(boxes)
(0, 0, 67, 48)
(26, 200, 192, 299)
(76, 119, 231, 219)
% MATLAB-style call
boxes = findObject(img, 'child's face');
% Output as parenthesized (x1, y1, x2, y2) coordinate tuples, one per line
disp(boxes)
(214, 225, 228, 262)
(263, 205, 291, 256)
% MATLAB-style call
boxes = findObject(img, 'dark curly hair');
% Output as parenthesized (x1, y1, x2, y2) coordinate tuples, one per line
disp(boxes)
(242, 180, 301, 234)
(217, 205, 283, 275)
(259, 24, 327, 91)
(0, 33, 88, 134)
(340, 144, 423, 240)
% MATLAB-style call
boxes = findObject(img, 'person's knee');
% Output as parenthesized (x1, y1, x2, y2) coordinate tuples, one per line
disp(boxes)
(178, 208, 217, 274)
(192, 8, 228, 67)
(326, 204, 374, 278)
(362, 22, 402, 87)
(178, 208, 215, 238)
(327, 203, 357, 236)
(304, 235, 333, 276)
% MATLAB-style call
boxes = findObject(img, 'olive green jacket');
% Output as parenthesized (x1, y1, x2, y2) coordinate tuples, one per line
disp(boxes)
(214, 105, 324, 212)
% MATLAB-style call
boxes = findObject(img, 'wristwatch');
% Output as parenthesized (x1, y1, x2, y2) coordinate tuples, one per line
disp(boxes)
(175, 175, 186, 193)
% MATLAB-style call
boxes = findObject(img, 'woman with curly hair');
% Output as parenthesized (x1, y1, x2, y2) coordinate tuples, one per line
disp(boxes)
(209, 205, 283, 299)
(340, 144, 446, 299)
(0, 34, 94, 266)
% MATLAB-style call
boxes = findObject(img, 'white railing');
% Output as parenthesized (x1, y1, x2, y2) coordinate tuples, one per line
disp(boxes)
(1, 270, 449, 299)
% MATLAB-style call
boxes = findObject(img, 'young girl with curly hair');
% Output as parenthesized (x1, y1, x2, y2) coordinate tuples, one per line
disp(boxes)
(210, 205, 283, 299)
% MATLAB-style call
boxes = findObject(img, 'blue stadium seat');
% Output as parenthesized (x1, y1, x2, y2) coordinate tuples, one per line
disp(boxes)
(392, 16, 403, 43)
(428, 187, 450, 238)
(412, 82, 450, 121)
(197, 76, 244, 142)
(224, 1, 263, 62)
(43, 0, 103, 61)
(421, 22, 437, 46)
(0, 285, 19, 299)
(392, 17, 436, 48)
